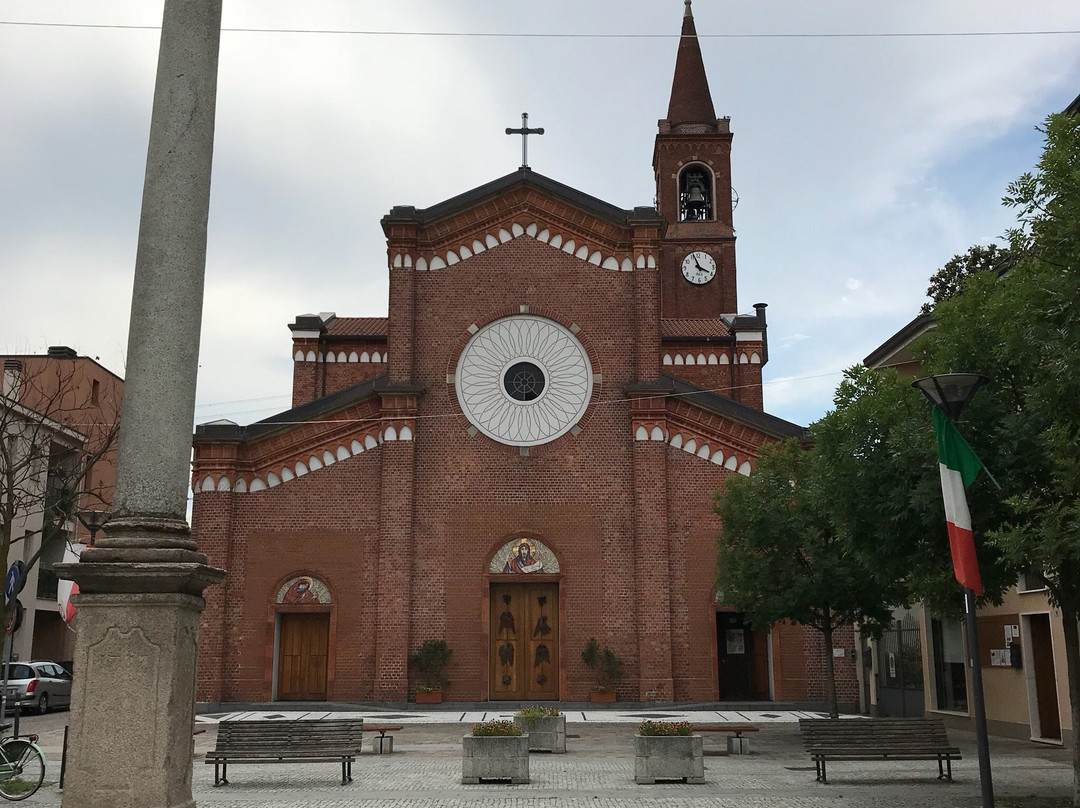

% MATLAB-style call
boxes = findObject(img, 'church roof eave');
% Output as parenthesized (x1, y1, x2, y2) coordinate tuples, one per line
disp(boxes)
(658, 374, 807, 440)
(194, 373, 388, 444)
(381, 169, 661, 233)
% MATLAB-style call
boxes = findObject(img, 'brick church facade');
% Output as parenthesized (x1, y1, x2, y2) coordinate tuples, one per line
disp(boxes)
(191, 4, 859, 706)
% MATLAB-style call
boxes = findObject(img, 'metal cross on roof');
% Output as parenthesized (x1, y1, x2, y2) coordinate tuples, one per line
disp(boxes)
(505, 112, 544, 170)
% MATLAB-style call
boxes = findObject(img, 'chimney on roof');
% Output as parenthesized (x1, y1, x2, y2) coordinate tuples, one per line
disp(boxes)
(47, 346, 78, 359)
(3, 359, 22, 398)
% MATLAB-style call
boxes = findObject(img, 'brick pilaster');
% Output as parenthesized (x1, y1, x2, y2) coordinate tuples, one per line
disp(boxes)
(631, 396, 675, 701)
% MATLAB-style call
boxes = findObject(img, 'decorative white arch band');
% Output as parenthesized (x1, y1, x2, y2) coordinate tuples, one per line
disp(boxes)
(633, 425, 753, 476)
(294, 350, 388, 363)
(391, 221, 656, 275)
(661, 351, 760, 366)
(489, 536, 560, 574)
(276, 575, 332, 605)
(193, 425, 413, 495)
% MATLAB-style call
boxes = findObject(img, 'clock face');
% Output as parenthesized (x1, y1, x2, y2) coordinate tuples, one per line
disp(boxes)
(681, 251, 717, 285)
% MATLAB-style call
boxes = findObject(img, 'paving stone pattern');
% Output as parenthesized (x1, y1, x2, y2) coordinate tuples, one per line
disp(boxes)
(17, 718, 1074, 806)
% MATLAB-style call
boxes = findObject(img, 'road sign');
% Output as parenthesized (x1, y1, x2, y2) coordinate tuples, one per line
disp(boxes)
(5, 599, 23, 635)
(4, 562, 24, 600)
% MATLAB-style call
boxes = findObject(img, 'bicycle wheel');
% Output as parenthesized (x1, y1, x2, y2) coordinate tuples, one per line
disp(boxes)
(0, 740, 45, 801)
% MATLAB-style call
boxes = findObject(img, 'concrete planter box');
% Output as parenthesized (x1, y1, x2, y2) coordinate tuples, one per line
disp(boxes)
(634, 735, 705, 784)
(513, 715, 566, 753)
(462, 735, 530, 784)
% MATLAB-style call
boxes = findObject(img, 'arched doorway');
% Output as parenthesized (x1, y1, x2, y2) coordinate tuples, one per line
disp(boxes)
(488, 537, 560, 701)
(272, 575, 332, 701)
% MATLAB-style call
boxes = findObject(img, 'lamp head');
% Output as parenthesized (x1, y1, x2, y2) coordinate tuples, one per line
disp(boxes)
(912, 373, 989, 422)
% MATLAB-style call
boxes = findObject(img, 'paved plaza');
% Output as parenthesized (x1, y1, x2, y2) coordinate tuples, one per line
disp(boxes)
(12, 708, 1073, 806)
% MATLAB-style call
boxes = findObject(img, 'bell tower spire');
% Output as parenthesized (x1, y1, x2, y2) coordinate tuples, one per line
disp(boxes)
(667, 0, 717, 126)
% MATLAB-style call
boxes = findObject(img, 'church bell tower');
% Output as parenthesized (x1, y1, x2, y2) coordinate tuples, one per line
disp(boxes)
(654, 0, 737, 318)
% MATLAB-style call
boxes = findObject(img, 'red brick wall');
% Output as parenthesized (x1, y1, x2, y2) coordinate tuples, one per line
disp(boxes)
(193, 450, 382, 702)
(404, 238, 643, 701)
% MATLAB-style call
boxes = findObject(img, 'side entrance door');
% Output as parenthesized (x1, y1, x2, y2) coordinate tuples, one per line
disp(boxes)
(877, 610, 924, 717)
(490, 582, 559, 700)
(277, 612, 329, 701)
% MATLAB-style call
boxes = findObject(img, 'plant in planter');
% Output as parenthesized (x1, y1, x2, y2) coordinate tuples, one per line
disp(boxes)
(513, 705, 566, 753)
(581, 637, 623, 702)
(634, 720, 704, 784)
(462, 720, 530, 784)
(410, 639, 452, 703)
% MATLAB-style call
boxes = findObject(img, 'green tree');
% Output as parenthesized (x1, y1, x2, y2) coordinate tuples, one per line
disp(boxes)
(921, 111, 1080, 805)
(815, 366, 1015, 613)
(920, 244, 1013, 314)
(714, 439, 895, 718)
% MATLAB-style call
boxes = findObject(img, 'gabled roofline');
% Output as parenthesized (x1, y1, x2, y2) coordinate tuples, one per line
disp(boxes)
(194, 374, 388, 443)
(863, 313, 935, 369)
(381, 169, 662, 232)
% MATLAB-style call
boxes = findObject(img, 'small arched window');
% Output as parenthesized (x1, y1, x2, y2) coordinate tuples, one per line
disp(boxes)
(679, 165, 713, 222)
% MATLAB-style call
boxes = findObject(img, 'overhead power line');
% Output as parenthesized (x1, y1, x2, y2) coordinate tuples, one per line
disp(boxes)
(2, 20, 1080, 39)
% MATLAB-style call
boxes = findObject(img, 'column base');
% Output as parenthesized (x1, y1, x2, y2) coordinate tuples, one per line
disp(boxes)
(61, 591, 216, 808)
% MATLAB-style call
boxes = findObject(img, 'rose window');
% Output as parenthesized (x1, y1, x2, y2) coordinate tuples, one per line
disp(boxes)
(455, 316, 593, 446)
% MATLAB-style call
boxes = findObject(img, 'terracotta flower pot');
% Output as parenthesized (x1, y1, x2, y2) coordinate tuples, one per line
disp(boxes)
(415, 689, 443, 704)
(589, 690, 616, 703)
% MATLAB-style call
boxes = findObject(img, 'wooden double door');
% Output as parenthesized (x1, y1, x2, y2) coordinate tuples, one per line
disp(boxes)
(490, 582, 559, 700)
(277, 612, 329, 701)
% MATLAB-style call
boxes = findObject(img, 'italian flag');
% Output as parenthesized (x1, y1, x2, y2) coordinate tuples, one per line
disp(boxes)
(933, 406, 985, 595)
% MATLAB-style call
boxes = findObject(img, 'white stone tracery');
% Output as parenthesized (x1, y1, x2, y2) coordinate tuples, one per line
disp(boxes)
(455, 316, 593, 447)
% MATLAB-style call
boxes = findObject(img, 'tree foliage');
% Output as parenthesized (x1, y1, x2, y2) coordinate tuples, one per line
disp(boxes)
(920, 244, 1013, 314)
(714, 438, 896, 717)
(918, 112, 1080, 805)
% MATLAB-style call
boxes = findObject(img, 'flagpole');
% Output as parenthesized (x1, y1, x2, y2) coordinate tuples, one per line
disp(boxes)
(913, 373, 994, 808)
(964, 584, 995, 808)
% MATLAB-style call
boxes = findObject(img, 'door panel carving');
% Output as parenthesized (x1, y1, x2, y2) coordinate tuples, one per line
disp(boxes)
(490, 583, 559, 700)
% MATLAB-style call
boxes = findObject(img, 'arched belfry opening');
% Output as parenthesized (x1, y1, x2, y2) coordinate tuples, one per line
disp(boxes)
(679, 164, 714, 221)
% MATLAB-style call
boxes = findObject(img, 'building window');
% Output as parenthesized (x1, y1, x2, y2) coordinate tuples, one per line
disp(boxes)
(1018, 568, 1048, 593)
(91, 378, 100, 405)
(931, 616, 968, 712)
(679, 166, 713, 222)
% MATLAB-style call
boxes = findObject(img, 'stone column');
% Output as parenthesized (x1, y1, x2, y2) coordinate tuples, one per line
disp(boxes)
(56, 1, 225, 806)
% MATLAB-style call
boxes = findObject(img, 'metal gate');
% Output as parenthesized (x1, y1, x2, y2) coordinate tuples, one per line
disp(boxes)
(876, 610, 924, 717)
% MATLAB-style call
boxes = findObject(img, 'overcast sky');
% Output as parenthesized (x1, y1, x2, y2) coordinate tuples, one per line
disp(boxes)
(3, 1, 1079, 428)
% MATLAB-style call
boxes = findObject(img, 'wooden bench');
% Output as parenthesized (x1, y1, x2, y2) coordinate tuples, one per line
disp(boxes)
(798, 717, 961, 784)
(205, 718, 364, 786)
(690, 723, 758, 754)
(363, 723, 403, 753)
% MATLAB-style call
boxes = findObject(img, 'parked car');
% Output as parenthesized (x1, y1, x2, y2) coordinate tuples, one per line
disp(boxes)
(2, 661, 72, 714)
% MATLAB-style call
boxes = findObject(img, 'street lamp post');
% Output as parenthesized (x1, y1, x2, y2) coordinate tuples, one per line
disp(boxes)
(912, 372, 994, 808)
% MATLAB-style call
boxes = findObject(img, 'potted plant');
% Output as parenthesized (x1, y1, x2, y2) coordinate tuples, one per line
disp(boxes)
(462, 720, 530, 784)
(410, 639, 452, 703)
(513, 705, 566, 753)
(634, 720, 704, 784)
(581, 637, 623, 702)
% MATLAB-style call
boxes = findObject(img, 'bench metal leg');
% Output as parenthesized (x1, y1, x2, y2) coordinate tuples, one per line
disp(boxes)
(215, 761, 228, 786)
(341, 759, 347, 785)
(818, 759, 828, 784)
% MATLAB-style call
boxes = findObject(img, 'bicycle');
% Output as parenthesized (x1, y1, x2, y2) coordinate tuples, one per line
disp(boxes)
(0, 725, 44, 801)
